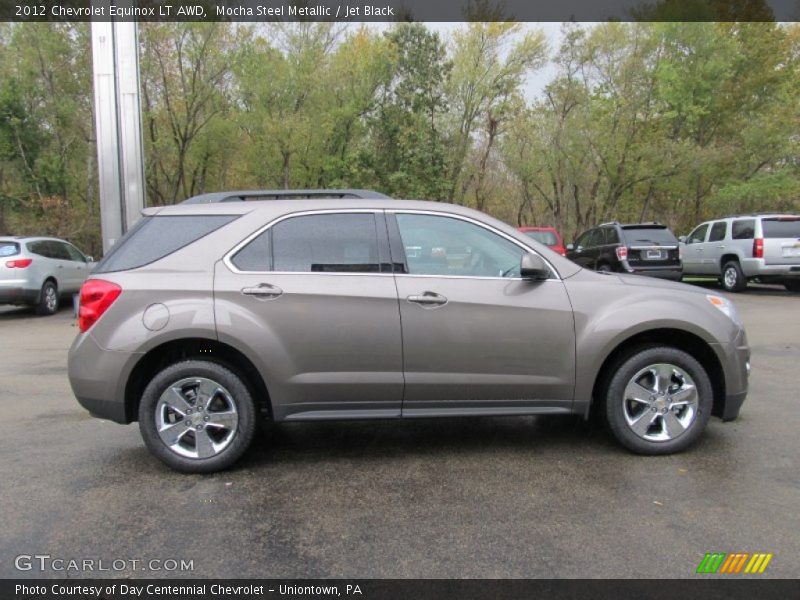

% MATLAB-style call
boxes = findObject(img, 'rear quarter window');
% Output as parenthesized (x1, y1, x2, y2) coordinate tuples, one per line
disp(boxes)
(762, 219, 800, 239)
(732, 220, 755, 240)
(0, 242, 19, 257)
(94, 215, 237, 273)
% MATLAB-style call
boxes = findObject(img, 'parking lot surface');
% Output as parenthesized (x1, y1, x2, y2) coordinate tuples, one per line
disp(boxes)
(1, 284, 798, 579)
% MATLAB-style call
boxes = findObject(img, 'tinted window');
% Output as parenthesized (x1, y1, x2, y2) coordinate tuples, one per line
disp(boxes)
(64, 243, 86, 262)
(0, 241, 19, 257)
(272, 213, 382, 273)
(49, 242, 72, 261)
(606, 228, 620, 244)
(621, 227, 678, 245)
(396, 214, 526, 278)
(686, 224, 708, 244)
(762, 218, 800, 239)
(523, 230, 557, 246)
(732, 220, 755, 240)
(94, 215, 237, 273)
(708, 221, 727, 242)
(28, 241, 53, 258)
(574, 230, 592, 248)
(231, 229, 272, 271)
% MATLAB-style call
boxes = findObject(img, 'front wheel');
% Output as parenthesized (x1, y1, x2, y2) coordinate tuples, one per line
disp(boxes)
(604, 346, 713, 454)
(138, 360, 257, 473)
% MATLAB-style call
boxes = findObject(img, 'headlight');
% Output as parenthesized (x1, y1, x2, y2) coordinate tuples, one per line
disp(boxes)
(706, 294, 742, 327)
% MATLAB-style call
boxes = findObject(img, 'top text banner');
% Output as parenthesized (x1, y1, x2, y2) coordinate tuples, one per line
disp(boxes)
(1, 0, 795, 22)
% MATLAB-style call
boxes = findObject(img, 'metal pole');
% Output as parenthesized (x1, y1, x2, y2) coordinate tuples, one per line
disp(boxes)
(91, 2, 145, 254)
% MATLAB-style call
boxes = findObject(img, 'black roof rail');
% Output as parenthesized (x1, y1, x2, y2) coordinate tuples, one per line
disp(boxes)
(181, 189, 391, 204)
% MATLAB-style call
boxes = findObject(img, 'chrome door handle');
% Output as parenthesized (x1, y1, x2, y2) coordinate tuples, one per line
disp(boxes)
(717, 245, 725, 249)
(407, 292, 447, 307)
(241, 283, 283, 300)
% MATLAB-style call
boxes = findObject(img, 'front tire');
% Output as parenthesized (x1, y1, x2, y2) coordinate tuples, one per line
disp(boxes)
(138, 360, 257, 473)
(604, 346, 713, 455)
(721, 261, 747, 293)
(35, 280, 59, 315)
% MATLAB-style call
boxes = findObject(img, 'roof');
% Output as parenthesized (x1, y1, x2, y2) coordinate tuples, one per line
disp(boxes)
(181, 189, 390, 204)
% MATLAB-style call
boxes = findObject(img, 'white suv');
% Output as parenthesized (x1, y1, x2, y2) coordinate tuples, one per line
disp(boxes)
(0, 236, 94, 314)
(680, 214, 800, 292)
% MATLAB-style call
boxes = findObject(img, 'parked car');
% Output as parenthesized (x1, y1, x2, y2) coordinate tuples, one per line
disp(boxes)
(566, 222, 682, 281)
(680, 214, 800, 293)
(518, 226, 567, 256)
(68, 192, 749, 473)
(0, 236, 94, 315)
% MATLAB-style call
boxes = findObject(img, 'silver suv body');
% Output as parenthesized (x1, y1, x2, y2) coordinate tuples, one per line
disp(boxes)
(0, 236, 93, 314)
(68, 197, 750, 472)
(681, 214, 800, 292)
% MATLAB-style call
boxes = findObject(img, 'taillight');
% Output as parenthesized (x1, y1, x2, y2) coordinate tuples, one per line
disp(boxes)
(616, 246, 628, 261)
(753, 238, 764, 259)
(78, 279, 122, 332)
(5, 258, 32, 268)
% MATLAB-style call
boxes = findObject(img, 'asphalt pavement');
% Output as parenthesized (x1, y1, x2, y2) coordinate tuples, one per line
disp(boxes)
(0, 284, 798, 579)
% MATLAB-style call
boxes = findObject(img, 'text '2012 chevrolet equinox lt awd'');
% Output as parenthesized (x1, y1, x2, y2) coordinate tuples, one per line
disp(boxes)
(68, 194, 750, 473)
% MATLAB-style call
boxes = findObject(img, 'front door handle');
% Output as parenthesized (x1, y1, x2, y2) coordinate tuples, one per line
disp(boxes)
(407, 292, 447, 307)
(241, 283, 283, 300)
(717, 245, 725, 249)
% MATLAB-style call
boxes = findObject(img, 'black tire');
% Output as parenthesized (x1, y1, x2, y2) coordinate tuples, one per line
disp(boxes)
(784, 280, 800, 293)
(604, 346, 713, 455)
(35, 280, 59, 315)
(597, 263, 612, 273)
(138, 360, 257, 473)
(721, 261, 747, 293)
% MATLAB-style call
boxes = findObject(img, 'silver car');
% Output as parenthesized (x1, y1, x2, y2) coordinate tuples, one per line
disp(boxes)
(0, 236, 94, 315)
(681, 214, 800, 292)
(67, 194, 750, 473)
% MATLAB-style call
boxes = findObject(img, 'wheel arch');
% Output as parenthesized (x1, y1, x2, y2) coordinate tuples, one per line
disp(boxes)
(589, 328, 726, 421)
(720, 253, 741, 271)
(124, 337, 272, 424)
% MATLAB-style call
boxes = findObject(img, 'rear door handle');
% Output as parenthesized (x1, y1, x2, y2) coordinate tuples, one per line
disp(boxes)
(241, 283, 283, 300)
(407, 292, 447, 307)
(717, 245, 725, 249)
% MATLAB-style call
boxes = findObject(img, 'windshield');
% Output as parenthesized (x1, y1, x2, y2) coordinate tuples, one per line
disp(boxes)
(621, 227, 678, 245)
(523, 231, 558, 246)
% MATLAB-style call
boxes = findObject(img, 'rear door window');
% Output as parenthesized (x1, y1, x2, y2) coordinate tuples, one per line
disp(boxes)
(762, 218, 800, 239)
(732, 220, 755, 240)
(94, 215, 238, 273)
(708, 222, 727, 242)
(0, 241, 19, 257)
(271, 213, 383, 273)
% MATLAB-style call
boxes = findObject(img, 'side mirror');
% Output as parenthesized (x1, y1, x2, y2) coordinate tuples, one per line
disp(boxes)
(678, 236, 686, 244)
(566, 243, 574, 251)
(85, 256, 94, 263)
(520, 253, 549, 280)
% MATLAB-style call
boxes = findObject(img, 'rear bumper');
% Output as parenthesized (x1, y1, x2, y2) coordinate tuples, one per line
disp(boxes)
(741, 259, 800, 279)
(623, 265, 683, 281)
(68, 332, 140, 424)
(0, 285, 38, 305)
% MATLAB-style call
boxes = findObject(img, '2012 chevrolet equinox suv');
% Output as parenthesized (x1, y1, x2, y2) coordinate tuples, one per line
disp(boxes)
(68, 195, 750, 473)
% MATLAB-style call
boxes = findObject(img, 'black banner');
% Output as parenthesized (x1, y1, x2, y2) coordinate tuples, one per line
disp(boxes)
(4, 579, 800, 600)
(0, 0, 794, 23)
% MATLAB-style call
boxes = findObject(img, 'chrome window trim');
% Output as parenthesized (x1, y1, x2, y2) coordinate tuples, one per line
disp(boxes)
(222, 208, 561, 281)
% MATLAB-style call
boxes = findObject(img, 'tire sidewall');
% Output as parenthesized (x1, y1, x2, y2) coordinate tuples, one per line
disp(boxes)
(722, 261, 745, 293)
(605, 346, 713, 455)
(138, 360, 257, 473)
(36, 281, 59, 315)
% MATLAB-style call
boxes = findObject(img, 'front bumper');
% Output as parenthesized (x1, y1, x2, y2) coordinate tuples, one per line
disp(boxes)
(712, 328, 750, 421)
(68, 332, 141, 424)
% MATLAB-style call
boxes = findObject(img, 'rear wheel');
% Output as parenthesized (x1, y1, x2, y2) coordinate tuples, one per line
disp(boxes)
(138, 360, 257, 473)
(597, 263, 612, 273)
(721, 261, 747, 293)
(784, 280, 800, 293)
(604, 346, 713, 454)
(35, 280, 59, 315)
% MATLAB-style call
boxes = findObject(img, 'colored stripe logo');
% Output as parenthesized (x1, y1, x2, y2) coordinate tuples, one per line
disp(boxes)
(696, 552, 773, 574)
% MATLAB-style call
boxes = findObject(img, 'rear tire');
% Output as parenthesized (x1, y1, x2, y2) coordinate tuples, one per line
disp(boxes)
(784, 280, 800, 293)
(35, 280, 59, 315)
(138, 360, 257, 473)
(604, 346, 713, 455)
(721, 261, 747, 293)
(597, 263, 612, 273)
